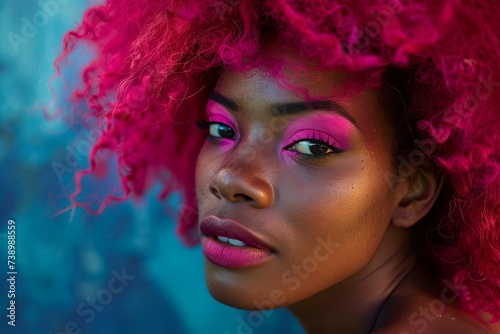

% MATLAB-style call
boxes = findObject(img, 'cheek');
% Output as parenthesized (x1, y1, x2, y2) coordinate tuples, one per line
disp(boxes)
(276, 162, 394, 296)
(195, 144, 216, 207)
(283, 158, 392, 237)
(285, 182, 388, 257)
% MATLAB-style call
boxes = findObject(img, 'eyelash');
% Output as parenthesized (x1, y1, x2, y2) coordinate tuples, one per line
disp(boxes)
(284, 130, 344, 159)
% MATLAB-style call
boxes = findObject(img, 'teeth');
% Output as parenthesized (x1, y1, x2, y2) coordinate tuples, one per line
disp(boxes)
(216, 236, 247, 247)
(217, 236, 229, 243)
(228, 238, 247, 247)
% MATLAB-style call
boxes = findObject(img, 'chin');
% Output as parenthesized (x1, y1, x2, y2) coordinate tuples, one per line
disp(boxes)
(204, 262, 291, 310)
(206, 282, 270, 310)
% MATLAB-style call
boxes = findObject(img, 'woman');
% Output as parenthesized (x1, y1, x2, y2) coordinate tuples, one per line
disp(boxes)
(57, 0, 500, 332)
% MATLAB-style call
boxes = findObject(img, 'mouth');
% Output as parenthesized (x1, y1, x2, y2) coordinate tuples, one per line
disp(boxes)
(214, 236, 249, 247)
(199, 216, 275, 269)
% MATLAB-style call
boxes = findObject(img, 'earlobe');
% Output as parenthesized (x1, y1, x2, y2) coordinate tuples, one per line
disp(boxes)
(391, 163, 445, 228)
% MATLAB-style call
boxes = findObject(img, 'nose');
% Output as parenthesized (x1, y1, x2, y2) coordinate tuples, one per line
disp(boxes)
(209, 165, 274, 208)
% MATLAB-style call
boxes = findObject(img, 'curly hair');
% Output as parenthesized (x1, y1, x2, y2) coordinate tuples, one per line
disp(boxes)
(55, 0, 500, 323)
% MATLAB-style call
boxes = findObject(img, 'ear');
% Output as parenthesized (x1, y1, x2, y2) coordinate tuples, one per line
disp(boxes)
(391, 162, 444, 228)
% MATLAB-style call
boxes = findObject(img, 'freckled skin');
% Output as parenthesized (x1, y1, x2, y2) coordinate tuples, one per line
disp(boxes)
(194, 41, 498, 334)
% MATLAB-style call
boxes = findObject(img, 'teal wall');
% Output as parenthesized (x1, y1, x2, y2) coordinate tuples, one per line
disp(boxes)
(0, 1, 303, 333)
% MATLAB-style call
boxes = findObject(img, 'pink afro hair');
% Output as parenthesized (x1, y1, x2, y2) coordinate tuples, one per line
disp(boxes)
(56, 0, 500, 323)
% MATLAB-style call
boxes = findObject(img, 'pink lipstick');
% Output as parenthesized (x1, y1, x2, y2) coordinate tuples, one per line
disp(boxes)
(199, 216, 275, 269)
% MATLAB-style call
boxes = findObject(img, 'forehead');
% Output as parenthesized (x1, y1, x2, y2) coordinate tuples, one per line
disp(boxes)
(216, 40, 349, 102)
(212, 40, 396, 153)
(215, 44, 383, 115)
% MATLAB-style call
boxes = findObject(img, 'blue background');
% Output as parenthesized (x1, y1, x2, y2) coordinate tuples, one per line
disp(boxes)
(0, 1, 304, 333)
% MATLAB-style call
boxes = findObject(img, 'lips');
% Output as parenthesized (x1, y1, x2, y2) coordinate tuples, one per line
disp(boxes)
(199, 216, 272, 250)
(199, 216, 275, 268)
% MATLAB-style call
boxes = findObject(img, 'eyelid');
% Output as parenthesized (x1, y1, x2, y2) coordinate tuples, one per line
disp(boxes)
(284, 130, 342, 150)
(282, 113, 353, 153)
(206, 99, 237, 122)
(206, 113, 239, 142)
(207, 114, 236, 130)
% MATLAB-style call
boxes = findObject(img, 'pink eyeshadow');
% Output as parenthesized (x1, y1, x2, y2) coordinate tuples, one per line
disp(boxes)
(206, 100, 237, 153)
(282, 113, 355, 151)
(206, 100, 237, 127)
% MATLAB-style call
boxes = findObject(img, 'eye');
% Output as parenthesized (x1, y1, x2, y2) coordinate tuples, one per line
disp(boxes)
(208, 122, 236, 139)
(284, 130, 345, 157)
(288, 140, 336, 155)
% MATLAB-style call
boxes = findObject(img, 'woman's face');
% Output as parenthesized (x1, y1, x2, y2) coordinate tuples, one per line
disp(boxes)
(195, 43, 405, 310)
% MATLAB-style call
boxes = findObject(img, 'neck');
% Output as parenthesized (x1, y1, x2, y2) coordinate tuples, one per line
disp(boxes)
(287, 225, 418, 334)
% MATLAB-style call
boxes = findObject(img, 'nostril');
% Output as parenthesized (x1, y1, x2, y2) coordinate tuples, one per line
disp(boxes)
(233, 193, 252, 202)
(210, 186, 252, 202)
(209, 186, 221, 199)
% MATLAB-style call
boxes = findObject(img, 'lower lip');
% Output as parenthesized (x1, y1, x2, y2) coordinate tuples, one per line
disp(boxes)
(201, 237, 274, 269)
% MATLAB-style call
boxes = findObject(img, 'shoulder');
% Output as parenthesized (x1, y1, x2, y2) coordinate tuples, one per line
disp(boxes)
(373, 292, 500, 334)
(374, 318, 500, 334)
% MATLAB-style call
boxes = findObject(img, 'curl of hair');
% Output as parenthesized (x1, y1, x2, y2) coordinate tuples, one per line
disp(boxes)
(56, 0, 500, 323)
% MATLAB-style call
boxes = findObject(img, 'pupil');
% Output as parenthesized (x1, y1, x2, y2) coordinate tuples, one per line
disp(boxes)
(309, 142, 328, 155)
(218, 124, 234, 138)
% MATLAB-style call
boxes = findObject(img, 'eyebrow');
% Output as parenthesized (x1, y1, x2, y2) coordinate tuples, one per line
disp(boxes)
(208, 91, 359, 128)
(209, 91, 240, 111)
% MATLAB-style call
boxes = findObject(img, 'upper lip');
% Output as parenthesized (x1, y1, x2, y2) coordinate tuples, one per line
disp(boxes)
(199, 216, 273, 251)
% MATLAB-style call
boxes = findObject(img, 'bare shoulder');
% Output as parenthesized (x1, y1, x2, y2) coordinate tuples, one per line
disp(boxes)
(374, 319, 500, 334)
(372, 292, 500, 334)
